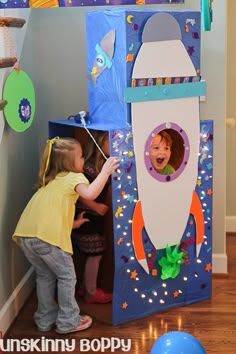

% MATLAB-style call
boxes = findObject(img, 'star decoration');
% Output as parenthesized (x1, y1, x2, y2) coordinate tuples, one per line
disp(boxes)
(187, 46, 194, 55)
(173, 290, 179, 298)
(196, 179, 201, 187)
(205, 263, 212, 272)
(115, 206, 123, 218)
(122, 302, 128, 309)
(130, 270, 138, 279)
(206, 163, 213, 170)
(207, 189, 212, 196)
(126, 194, 134, 204)
(128, 151, 134, 157)
(112, 141, 119, 149)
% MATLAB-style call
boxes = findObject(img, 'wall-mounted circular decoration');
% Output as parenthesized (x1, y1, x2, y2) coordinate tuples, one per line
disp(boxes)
(3, 70, 35, 132)
(144, 122, 190, 182)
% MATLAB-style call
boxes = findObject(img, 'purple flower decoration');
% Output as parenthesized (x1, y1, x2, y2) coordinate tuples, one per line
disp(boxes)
(18, 98, 31, 123)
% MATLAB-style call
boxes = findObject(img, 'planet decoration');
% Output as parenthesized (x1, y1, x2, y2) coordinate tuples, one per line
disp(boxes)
(150, 331, 207, 354)
(3, 69, 35, 132)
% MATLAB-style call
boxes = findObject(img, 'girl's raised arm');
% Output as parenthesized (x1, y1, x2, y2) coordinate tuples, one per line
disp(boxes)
(76, 157, 119, 200)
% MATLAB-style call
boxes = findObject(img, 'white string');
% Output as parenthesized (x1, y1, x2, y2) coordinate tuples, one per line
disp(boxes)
(79, 111, 108, 161)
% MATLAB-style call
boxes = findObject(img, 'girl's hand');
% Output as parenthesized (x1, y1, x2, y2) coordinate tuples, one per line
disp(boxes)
(76, 157, 119, 201)
(73, 211, 89, 229)
(101, 157, 119, 176)
(95, 203, 109, 216)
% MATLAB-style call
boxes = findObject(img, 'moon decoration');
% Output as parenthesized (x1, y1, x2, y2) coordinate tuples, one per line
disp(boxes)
(127, 15, 134, 24)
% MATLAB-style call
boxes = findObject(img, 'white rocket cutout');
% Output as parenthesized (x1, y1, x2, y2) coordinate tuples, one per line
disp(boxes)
(130, 13, 204, 274)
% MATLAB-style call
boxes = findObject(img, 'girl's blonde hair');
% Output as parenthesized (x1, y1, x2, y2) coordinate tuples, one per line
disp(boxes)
(84, 131, 108, 175)
(36, 137, 82, 188)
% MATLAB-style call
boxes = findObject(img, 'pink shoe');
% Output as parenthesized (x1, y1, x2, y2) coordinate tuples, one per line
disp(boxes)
(78, 288, 102, 297)
(84, 289, 113, 304)
(55, 315, 93, 334)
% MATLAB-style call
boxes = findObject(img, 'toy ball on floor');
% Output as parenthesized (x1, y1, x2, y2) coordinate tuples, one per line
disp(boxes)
(150, 331, 207, 354)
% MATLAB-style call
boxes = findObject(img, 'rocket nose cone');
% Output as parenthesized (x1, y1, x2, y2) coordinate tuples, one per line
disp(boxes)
(142, 13, 182, 43)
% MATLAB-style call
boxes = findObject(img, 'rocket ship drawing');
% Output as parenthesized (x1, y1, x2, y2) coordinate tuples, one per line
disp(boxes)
(130, 13, 204, 274)
(88, 29, 116, 87)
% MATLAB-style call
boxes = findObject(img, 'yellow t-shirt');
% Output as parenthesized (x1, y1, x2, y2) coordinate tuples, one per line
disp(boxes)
(13, 172, 89, 254)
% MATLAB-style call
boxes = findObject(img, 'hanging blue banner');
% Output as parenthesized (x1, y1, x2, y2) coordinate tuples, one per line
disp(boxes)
(0, 0, 184, 9)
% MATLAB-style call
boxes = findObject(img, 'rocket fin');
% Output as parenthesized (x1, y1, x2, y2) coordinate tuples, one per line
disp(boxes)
(190, 190, 204, 256)
(132, 200, 150, 274)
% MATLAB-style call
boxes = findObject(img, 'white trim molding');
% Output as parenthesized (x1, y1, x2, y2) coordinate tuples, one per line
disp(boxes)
(226, 216, 236, 233)
(212, 253, 228, 274)
(0, 267, 35, 336)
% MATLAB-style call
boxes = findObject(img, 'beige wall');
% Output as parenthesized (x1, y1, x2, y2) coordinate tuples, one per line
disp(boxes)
(0, 0, 227, 333)
(226, 0, 236, 220)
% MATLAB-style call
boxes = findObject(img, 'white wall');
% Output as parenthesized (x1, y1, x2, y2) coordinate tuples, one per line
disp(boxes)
(226, 0, 236, 232)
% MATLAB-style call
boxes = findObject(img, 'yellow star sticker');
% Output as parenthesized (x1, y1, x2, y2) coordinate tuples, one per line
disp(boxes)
(130, 270, 138, 279)
(122, 302, 128, 309)
(115, 206, 123, 218)
(128, 151, 134, 157)
(196, 179, 201, 187)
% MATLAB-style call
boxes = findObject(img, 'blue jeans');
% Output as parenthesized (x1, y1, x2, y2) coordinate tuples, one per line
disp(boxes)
(17, 237, 80, 332)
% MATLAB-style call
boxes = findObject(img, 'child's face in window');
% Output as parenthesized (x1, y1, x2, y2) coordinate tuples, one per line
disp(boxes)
(149, 134, 171, 172)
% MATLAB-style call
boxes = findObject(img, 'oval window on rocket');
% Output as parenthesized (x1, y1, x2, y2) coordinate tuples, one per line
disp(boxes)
(144, 123, 190, 182)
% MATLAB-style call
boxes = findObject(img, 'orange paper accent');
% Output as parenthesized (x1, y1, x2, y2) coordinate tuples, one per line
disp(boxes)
(190, 190, 204, 245)
(132, 200, 145, 260)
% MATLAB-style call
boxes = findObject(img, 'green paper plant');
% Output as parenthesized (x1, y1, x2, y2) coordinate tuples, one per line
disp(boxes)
(158, 244, 185, 280)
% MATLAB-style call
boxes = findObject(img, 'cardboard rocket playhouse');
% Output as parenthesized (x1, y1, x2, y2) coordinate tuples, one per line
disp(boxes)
(49, 9, 213, 325)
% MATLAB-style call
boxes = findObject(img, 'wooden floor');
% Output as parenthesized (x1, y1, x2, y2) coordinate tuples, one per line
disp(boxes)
(5, 234, 236, 353)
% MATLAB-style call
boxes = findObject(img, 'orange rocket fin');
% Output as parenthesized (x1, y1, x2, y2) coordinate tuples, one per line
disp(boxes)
(190, 190, 204, 256)
(132, 200, 150, 274)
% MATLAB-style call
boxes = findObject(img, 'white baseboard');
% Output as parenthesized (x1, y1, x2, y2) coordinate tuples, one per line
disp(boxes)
(0, 266, 35, 336)
(226, 216, 236, 233)
(212, 253, 228, 274)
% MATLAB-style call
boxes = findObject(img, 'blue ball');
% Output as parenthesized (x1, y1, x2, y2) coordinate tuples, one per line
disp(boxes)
(150, 331, 206, 354)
